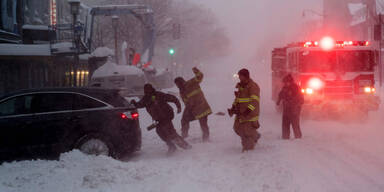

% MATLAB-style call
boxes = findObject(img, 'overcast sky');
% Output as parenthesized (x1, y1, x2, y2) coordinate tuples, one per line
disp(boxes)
(194, 0, 323, 62)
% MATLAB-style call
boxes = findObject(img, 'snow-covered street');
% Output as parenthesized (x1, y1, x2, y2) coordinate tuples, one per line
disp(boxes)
(2, 0, 384, 191)
(1, 59, 384, 192)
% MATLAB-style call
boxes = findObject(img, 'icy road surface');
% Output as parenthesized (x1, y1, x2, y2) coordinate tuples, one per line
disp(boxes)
(1, 61, 384, 192)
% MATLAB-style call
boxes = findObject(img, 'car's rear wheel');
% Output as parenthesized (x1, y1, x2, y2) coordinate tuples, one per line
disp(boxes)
(76, 136, 114, 157)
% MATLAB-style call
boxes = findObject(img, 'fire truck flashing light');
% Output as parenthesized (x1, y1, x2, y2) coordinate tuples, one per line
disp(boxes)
(302, 38, 369, 49)
(301, 77, 324, 95)
(320, 36, 335, 51)
(308, 77, 324, 90)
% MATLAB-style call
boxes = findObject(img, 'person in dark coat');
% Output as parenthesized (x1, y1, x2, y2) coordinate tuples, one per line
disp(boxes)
(132, 84, 191, 155)
(276, 74, 304, 139)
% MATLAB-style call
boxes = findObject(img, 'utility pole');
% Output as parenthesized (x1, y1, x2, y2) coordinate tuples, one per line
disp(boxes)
(112, 16, 120, 65)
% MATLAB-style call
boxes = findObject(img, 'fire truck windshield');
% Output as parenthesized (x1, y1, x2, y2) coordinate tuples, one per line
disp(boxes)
(338, 51, 374, 72)
(299, 51, 336, 72)
(299, 50, 374, 73)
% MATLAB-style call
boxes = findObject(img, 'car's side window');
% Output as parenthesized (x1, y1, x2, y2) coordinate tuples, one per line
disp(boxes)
(0, 95, 35, 116)
(73, 94, 107, 110)
(34, 93, 74, 113)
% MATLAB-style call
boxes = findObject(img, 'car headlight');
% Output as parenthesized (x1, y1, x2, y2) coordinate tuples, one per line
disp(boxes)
(363, 87, 376, 94)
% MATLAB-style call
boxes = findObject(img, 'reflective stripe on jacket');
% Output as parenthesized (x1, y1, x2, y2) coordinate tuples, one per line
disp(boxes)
(233, 79, 260, 123)
(180, 69, 212, 119)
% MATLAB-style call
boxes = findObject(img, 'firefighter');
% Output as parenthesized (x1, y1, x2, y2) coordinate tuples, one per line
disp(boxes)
(228, 69, 261, 152)
(276, 74, 303, 139)
(132, 84, 191, 155)
(174, 67, 212, 142)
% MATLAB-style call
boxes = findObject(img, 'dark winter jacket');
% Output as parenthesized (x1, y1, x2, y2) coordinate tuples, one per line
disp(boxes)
(277, 83, 304, 115)
(135, 91, 181, 121)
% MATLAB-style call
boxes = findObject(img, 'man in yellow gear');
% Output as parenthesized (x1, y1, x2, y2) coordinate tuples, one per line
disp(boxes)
(228, 69, 261, 152)
(174, 67, 212, 142)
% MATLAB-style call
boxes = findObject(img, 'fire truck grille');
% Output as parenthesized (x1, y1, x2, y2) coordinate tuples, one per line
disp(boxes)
(323, 80, 354, 99)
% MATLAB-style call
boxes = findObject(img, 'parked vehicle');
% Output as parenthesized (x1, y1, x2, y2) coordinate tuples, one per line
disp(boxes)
(0, 88, 141, 162)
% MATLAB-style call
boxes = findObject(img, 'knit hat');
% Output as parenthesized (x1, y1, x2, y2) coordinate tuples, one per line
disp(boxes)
(144, 83, 155, 94)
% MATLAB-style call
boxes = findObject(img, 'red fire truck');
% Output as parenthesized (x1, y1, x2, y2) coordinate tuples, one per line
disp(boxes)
(271, 37, 380, 119)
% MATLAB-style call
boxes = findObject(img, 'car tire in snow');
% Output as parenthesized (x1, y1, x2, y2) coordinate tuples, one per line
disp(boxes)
(75, 135, 115, 158)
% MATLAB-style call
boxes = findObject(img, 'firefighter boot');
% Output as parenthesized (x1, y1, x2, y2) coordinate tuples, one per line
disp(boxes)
(181, 125, 189, 138)
(173, 136, 192, 150)
(181, 131, 188, 139)
(201, 128, 210, 142)
(200, 117, 210, 142)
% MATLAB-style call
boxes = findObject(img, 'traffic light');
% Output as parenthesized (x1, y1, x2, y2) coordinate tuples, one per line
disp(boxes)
(169, 48, 175, 55)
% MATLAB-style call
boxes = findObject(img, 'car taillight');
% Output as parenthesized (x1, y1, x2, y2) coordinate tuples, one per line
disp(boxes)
(121, 112, 139, 120)
(131, 112, 139, 119)
(121, 113, 128, 119)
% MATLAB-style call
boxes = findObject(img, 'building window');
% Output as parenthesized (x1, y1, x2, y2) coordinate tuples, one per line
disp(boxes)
(23, 0, 50, 25)
(1, 0, 15, 32)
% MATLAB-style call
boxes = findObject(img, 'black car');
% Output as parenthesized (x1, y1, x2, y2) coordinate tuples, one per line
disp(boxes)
(0, 88, 141, 162)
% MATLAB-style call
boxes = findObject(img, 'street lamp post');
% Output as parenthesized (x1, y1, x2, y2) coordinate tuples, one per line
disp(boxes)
(68, 0, 80, 87)
(112, 15, 119, 65)
(168, 48, 176, 77)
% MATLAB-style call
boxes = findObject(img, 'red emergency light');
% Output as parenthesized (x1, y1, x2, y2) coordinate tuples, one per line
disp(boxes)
(308, 77, 324, 90)
(301, 77, 324, 95)
(320, 36, 335, 51)
(301, 38, 369, 50)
